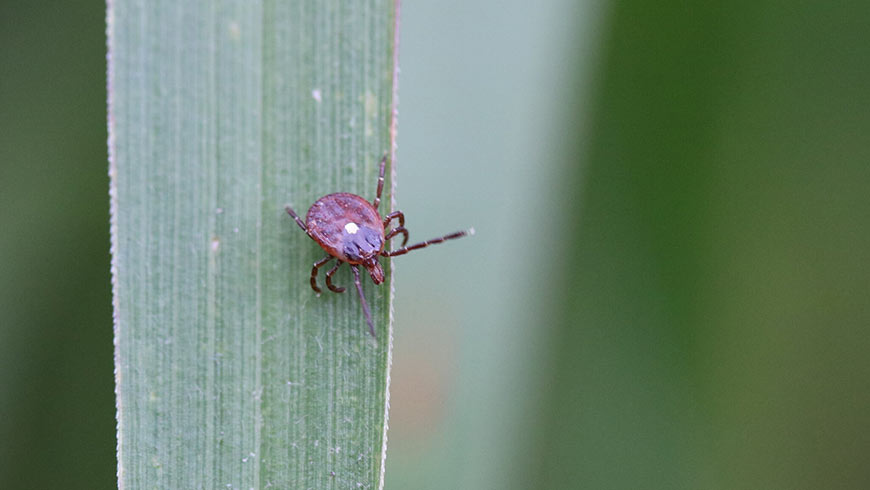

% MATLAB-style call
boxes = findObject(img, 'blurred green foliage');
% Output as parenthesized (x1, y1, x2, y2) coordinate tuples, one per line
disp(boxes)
(2, 0, 868, 489)
(530, 1, 870, 488)
(0, 1, 115, 488)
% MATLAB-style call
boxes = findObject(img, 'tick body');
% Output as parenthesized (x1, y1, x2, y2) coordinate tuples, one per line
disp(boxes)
(285, 155, 469, 337)
(306, 193, 386, 284)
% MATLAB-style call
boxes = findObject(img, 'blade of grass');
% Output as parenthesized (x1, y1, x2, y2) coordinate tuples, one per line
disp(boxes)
(108, 1, 398, 488)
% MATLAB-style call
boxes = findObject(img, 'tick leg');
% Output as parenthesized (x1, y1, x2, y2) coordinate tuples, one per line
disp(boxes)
(325, 260, 346, 293)
(285, 205, 307, 232)
(350, 265, 376, 337)
(383, 209, 405, 228)
(310, 255, 334, 293)
(383, 211, 407, 245)
(381, 230, 469, 257)
(372, 154, 387, 211)
(385, 226, 409, 247)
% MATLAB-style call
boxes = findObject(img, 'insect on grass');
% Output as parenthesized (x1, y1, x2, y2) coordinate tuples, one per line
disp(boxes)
(285, 155, 471, 336)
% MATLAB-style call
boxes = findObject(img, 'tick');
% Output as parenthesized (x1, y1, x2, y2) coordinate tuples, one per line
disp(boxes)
(285, 154, 470, 337)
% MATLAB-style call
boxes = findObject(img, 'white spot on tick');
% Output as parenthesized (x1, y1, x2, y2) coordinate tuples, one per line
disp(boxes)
(312, 89, 322, 102)
(344, 222, 359, 234)
(211, 237, 220, 252)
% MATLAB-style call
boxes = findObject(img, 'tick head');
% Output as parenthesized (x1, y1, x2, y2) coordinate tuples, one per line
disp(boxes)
(364, 259, 385, 285)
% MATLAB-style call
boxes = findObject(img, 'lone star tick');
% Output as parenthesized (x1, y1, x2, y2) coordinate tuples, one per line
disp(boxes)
(285, 154, 471, 337)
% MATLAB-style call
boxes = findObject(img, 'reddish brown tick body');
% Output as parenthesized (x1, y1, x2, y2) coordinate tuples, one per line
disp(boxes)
(285, 155, 469, 337)
(305, 192, 387, 284)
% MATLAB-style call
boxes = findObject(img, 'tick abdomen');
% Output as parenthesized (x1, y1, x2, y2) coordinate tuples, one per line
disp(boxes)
(306, 192, 385, 264)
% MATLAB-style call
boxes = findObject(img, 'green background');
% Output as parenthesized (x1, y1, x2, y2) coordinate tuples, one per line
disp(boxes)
(2, 0, 868, 488)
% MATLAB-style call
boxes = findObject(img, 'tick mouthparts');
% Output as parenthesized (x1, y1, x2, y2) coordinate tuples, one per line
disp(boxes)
(366, 261, 385, 285)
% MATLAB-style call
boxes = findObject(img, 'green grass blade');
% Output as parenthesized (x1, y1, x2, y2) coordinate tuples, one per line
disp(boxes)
(108, 1, 397, 488)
